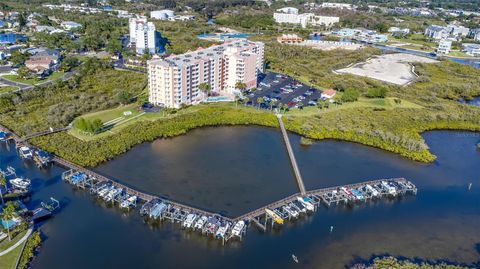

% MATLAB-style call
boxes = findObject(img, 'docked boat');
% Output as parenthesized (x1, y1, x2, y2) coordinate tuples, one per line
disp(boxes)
(340, 187, 353, 197)
(194, 215, 208, 230)
(120, 195, 137, 208)
(382, 181, 397, 196)
(9, 177, 31, 191)
(149, 202, 168, 219)
(351, 189, 365, 200)
(366, 184, 379, 197)
(98, 186, 114, 198)
(231, 220, 245, 237)
(182, 213, 197, 228)
(265, 208, 284, 224)
(18, 146, 33, 159)
(104, 187, 122, 202)
(291, 200, 307, 213)
(283, 205, 299, 218)
(297, 197, 315, 212)
(0, 131, 7, 142)
(205, 216, 220, 234)
(215, 222, 230, 238)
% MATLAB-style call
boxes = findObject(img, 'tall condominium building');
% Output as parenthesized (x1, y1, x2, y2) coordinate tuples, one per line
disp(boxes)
(128, 17, 165, 54)
(148, 39, 264, 108)
(273, 8, 339, 28)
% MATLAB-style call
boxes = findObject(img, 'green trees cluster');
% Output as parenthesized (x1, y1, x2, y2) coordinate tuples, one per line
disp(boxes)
(74, 118, 103, 134)
(341, 88, 360, 102)
(18, 231, 42, 269)
(31, 104, 278, 167)
(0, 58, 146, 136)
(366, 87, 388, 98)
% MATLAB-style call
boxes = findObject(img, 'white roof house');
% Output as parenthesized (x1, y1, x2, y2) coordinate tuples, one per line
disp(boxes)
(61, 21, 82, 30)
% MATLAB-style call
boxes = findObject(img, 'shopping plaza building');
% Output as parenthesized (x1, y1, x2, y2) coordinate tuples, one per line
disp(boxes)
(148, 39, 264, 108)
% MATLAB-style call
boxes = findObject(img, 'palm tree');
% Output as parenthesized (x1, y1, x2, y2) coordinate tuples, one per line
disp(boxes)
(243, 97, 250, 106)
(235, 81, 247, 93)
(256, 97, 264, 108)
(198, 83, 211, 99)
(0, 175, 5, 205)
(2, 201, 17, 241)
(234, 94, 240, 107)
(269, 99, 277, 111)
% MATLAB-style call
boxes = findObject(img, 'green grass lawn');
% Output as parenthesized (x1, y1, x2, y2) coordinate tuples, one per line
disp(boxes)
(0, 229, 28, 252)
(0, 86, 16, 94)
(0, 241, 25, 269)
(2, 71, 64, 85)
(286, 97, 423, 117)
(68, 103, 261, 141)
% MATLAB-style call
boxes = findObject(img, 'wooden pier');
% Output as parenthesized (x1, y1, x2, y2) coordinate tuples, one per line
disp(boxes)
(276, 114, 306, 195)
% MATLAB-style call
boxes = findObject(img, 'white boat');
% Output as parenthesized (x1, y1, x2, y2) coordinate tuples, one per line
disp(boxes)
(382, 181, 397, 195)
(182, 213, 197, 228)
(231, 220, 245, 236)
(18, 146, 33, 159)
(283, 205, 299, 218)
(120, 195, 137, 208)
(104, 188, 122, 202)
(149, 202, 168, 219)
(366, 184, 379, 197)
(98, 186, 113, 198)
(215, 222, 230, 238)
(9, 177, 31, 190)
(194, 215, 208, 230)
(297, 197, 314, 212)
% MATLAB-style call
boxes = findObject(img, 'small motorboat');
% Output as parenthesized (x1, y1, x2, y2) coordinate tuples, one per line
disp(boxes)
(292, 254, 299, 263)
(9, 177, 31, 191)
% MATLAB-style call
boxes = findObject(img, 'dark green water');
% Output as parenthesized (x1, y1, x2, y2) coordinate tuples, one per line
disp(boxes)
(0, 127, 479, 269)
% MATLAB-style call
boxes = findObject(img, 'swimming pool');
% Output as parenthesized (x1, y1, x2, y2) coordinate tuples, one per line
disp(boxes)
(204, 96, 232, 102)
(197, 33, 252, 41)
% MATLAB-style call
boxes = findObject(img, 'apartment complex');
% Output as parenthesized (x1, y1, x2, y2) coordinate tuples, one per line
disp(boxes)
(128, 17, 164, 54)
(148, 40, 264, 108)
(273, 7, 339, 28)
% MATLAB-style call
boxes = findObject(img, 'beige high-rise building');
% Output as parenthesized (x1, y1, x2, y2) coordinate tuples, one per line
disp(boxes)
(148, 39, 264, 108)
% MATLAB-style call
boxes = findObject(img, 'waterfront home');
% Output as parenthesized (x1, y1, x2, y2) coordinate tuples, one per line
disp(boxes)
(437, 39, 452, 55)
(321, 89, 336, 99)
(462, 43, 480, 57)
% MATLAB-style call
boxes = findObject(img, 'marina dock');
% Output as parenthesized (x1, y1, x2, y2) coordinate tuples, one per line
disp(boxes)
(1, 124, 418, 244)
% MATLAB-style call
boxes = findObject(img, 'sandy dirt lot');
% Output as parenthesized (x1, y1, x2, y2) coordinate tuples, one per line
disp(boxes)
(335, 53, 438, 85)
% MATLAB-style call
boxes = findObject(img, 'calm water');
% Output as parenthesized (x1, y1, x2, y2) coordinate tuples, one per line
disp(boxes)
(0, 127, 478, 269)
(462, 97, 480, 107)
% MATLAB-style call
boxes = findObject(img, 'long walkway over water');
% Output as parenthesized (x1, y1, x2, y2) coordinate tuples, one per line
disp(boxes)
(276, 114, 306, 195)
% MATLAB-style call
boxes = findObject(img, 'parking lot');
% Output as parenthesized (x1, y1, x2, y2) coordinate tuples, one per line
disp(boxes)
(244, 72, 322, 109)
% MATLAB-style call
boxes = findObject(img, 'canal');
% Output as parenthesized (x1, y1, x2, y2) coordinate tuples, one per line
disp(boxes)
(0, 127, 479, 269)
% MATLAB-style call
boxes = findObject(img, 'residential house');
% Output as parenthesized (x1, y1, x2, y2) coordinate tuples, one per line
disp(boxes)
(277, 34, 304, 44)
(321, 89, 336, 99)
(437, 39, 452, 55)
(424, 25, 449, 40)
(469, 29, 480, 42)
(462, 43, 480, 57)
(61, 21, 82, 31)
